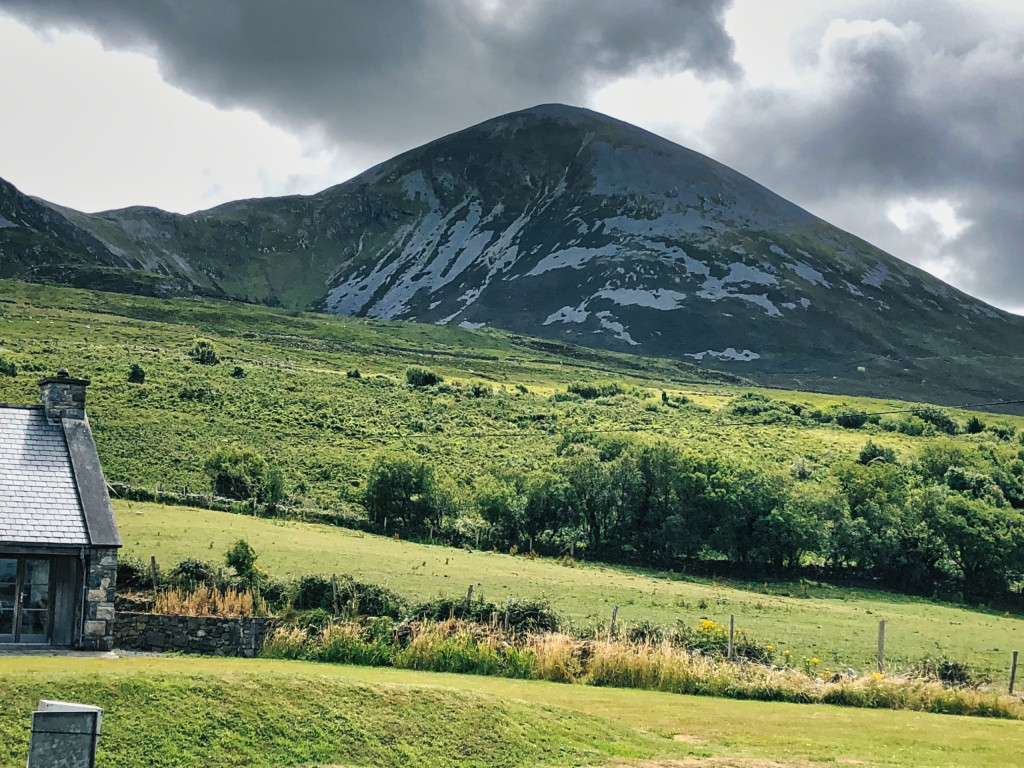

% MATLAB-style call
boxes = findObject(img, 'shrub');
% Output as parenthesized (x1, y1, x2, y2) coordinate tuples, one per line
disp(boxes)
(988, 424, 1017, 441)
(405, 366, 442, 387)
(0, 358, 17, 377)
(834, 409, 869, 429)
(179, 384, 218, 404)
(728, 393, 803, 421)
(346, 368, 362, 379)
(915, 406, 960, 435)
(566, 381, 624, 400)
(127, 363, 146, 383)
(412, 597, 559, 633)
(189, 338, 220, 365)
(203, 445, 285, 503)
(230, 365, 246, 379)
(858, 440, 897, 465)
(225, 539, 258, 582)
(362, 452, 454, 533)
(169, 557, 217, 588)
(116, 555, 151, 590)
(966, 416, 986, 434)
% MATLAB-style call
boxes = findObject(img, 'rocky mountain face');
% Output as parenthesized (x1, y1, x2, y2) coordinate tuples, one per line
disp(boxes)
(2, 104, 1022, 404)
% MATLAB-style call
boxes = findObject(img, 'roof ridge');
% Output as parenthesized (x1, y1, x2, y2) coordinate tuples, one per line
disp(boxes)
(0, 403, 44, 410)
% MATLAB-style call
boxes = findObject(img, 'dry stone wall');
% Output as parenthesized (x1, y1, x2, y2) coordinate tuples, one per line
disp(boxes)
(114, 612, 274, 657)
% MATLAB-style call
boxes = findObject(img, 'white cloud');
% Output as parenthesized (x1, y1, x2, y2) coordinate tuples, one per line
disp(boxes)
(0, 17, 362, 213)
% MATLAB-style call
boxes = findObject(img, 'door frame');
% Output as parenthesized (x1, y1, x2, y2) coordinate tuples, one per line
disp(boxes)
(0, 556, 54, 644)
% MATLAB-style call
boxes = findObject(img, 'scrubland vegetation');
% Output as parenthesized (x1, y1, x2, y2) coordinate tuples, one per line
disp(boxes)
(2, 281, 1023, 607)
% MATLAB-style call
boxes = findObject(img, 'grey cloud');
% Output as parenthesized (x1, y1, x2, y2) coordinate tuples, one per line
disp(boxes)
(708, 5, 1024, 311)
(0, 0, 736, 157)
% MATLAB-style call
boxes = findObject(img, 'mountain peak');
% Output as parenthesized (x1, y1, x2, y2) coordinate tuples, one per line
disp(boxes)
(1, 107, 1020, 404)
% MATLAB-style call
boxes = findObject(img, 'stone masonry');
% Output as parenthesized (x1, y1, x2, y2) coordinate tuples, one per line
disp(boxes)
(114, 613, 274, 657)
(81, 546, 118, 651)
(39, 370, 89, 425)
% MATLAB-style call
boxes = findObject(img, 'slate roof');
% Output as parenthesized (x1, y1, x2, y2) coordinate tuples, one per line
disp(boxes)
(0, 405, 91, 546)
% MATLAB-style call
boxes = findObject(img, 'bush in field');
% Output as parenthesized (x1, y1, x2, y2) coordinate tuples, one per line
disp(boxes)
(170, 558, 217, 588)
(225, 539, 258, 583)
(566, 381, 624, 399)
(127, 363, 146, 383)
(405, 366, 442, 387)
(189, 338, 220, 365)
(858, 440, 897, 465)
(116, 555, 151, 589)
(915, 407, 960, 435)
(0, 358, 17, 377)
(203, 445, 285, 503)
(362, 452, 455, 533)
(834, 409, 869, 429)
(728, 393, 803, 422)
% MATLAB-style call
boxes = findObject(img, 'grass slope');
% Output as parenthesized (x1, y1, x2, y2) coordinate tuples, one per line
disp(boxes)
(2, 655, 1022, 768)
(1, 280, 1020, 508)
(117, 501, 1024, 683)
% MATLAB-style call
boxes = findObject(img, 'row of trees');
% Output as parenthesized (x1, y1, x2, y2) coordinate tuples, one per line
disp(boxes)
(362, 436, 1024, 601)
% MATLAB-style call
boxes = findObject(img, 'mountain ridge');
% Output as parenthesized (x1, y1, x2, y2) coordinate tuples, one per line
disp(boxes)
(1, 103, 1021, 404)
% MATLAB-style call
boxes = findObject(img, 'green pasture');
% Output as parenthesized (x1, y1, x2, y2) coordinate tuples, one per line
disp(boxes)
(117, 501, 1024, 682)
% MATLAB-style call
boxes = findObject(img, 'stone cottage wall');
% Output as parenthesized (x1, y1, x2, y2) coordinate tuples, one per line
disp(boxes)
(113, 612, 274, 657)
(80, 546, 117, 651)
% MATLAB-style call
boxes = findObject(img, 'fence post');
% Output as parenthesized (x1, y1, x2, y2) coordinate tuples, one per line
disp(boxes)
(728, 614, 735, 660)
(465, 584, 474, 612)
(503, 599, 511, 634)
(149, 556, 159, 593)
(331, 574, 340, 617)
(1010, 650, 1019, 695)
(609, 605, 619, 639)
(877, 620, 886, 673)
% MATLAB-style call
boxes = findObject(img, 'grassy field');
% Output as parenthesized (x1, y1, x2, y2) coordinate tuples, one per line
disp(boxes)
(1, 655, 1021, 768)
(117, 500, 1024, 682)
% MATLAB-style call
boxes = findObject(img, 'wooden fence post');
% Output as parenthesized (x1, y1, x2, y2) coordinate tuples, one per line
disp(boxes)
(150, 556, 159, 593)
(609, 605, 619, 639)
(877, 620, 886, 673)
(331, 574, 340, 616)
(503, 599, 511, 634)
(1010, 650, 1019, 695)
(465, 584, 474, 611)
(728, 614, 735, 661)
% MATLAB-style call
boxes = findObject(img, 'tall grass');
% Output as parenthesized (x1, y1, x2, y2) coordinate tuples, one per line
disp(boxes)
(261, 621, 1024, 720)
(152, 585, 268, 617)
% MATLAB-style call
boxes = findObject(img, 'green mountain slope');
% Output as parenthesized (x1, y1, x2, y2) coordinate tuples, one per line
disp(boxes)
(2, 105, 1022, 403)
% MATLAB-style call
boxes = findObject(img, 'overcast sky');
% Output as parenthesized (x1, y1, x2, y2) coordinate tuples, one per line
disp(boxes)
(1, 1, 1022, 313)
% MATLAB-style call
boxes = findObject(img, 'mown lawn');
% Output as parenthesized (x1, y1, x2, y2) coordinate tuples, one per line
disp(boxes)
(117, 501, 1024, 682)
(1, 655, 1021, 768)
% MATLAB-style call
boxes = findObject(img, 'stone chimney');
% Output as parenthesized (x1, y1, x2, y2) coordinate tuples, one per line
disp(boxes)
(39, 368, 91, 424)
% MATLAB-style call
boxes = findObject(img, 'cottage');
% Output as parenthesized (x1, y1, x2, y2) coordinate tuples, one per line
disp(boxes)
(0, 370, 120, 649)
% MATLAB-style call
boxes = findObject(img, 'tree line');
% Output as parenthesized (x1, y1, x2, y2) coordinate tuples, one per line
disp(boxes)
(360, 433, 1024, 602)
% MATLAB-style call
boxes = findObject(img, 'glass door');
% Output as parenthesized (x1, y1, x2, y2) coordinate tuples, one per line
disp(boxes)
(0, 559, 15, 642)
(0, 557, 52, 643)
(19, 559, 51, 642)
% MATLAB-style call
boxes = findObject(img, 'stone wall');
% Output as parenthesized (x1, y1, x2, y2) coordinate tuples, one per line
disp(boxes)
(80, 546, 117, 651)
(113, 612, 274, 657)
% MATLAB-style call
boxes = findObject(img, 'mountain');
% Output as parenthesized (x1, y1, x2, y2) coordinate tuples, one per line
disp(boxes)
(2, 104, 1022, 405)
